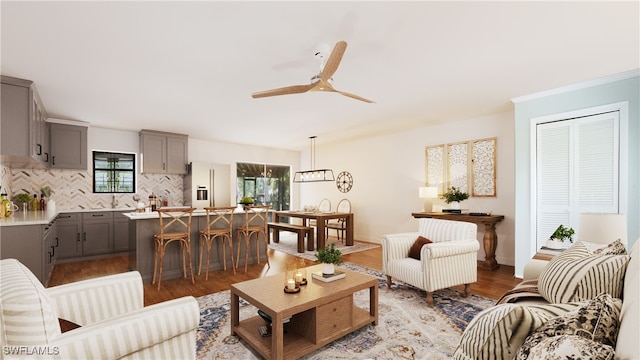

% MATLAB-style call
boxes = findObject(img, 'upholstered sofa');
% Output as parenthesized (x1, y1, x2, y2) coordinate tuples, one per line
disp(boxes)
(382, 218, 479, 305)
(454, 239, 639, 359)
(0, 259, 200, 359)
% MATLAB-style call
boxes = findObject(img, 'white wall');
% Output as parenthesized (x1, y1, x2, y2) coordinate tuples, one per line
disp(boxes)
(298, 112, 516, 266)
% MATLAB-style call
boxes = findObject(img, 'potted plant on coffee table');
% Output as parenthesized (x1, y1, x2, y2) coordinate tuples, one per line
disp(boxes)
(547, 224, 574, 249)
(441, 186, 469, 209)
(315, 243, 343, 275)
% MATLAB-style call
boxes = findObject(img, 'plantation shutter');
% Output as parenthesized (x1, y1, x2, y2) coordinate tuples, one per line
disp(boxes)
(536, 111, 619, 249)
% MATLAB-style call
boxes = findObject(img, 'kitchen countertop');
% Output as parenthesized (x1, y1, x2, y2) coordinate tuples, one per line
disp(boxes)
(0, 207, 136, 227)
(0, 206, 252, 226)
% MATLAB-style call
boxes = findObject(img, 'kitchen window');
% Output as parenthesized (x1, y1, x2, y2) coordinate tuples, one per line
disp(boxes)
(93, 151, 135, 193)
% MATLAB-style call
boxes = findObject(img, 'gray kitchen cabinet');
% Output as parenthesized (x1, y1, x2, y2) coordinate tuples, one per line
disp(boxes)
(58, 211, 114, 260)
(113, 212, 130, 252)
(139, 129, 188, 174)
(57, 212, 82, 259)
(0, 219, 58, 286)
(81, 212, 113, 255)
(43, 220, 58, 283)
(0, 75, 48, 167)
(50, 123, 88, 169)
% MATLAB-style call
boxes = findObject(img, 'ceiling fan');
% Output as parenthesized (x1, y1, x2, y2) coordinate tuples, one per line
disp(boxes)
(251, 41, 374, 103)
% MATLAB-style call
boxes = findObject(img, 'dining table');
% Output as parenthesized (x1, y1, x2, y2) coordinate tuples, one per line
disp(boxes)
(273, 210, 354, 250)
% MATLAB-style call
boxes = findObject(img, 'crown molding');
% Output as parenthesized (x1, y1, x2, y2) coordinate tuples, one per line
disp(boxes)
(511, 68, 640, 103)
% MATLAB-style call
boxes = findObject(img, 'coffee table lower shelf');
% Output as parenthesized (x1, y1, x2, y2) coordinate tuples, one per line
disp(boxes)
(234, 306, 374, 360)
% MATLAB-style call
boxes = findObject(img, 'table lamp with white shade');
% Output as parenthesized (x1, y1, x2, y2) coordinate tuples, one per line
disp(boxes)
(578, 213, 627, 249)
(419, 186, 438, 212)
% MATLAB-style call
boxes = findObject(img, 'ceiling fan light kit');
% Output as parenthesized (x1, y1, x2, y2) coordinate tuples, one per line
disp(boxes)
(293, 136, 335, 183)
(251, 41, 374, 103)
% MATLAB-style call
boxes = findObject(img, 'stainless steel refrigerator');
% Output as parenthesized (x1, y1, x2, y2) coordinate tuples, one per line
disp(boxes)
(183, 162, 231, 209)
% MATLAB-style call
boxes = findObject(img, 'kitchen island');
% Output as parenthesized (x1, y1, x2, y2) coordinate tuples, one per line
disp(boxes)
(124, 208, 269, 283)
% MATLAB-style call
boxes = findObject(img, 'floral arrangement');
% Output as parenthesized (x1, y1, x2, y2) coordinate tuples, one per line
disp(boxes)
(441, 186, 469, 204)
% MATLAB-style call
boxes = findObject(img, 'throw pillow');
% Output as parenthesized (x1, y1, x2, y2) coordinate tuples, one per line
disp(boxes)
(453, 302, 577, 360)
(516, 293, 622, 360)
(408, 236, 432, 260)
(538, 241, 629, 303)
(59, 318, 81, 333)
(593, 239, 627, 255)
(522, 335, 615, 360)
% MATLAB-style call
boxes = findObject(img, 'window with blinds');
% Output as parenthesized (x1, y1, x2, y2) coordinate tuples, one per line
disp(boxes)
(535, 111, 619, 249)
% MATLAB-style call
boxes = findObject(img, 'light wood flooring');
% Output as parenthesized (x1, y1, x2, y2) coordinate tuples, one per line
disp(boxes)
(49, 240, 521, 306)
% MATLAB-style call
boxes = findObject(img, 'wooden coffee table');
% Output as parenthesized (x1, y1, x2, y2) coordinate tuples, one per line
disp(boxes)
(230, 264, 378, 360)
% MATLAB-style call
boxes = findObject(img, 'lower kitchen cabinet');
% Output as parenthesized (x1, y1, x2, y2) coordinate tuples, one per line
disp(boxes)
(57, 212, 82, 258)
(0, 219, 58, 286)
(113, 212, 130, 252)
(58, 211, 124, 261)
(82, 212, 113, 255)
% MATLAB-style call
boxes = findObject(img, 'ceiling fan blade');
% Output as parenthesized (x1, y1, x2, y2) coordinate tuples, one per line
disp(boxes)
(251, 83, 315, 99)
(336, 90, 375, 103)
(321, 41, 347, 82)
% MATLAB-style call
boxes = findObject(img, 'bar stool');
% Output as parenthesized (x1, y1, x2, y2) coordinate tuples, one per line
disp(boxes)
(152, 207, 196, 290)
(236, 205, 271, 273)
(198, 206, 237, 279)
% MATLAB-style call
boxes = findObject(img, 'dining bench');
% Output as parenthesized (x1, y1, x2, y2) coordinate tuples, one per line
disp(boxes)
(268, 222, 314, 252)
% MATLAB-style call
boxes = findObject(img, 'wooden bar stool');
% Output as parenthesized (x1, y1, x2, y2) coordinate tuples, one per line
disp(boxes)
(236, 205, 271, 273)
(152, 207, 196, 290)
(198, 206, 237, 279)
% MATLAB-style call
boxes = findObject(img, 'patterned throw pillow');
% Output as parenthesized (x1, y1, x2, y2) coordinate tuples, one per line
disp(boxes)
(516, 293, 622, 359)
(453, 302, 582, 360)
(538, 241, 629, 303)
(522, 335, 616, 360)
(593, 239, 627, 255)
(408, 236, 432, 260)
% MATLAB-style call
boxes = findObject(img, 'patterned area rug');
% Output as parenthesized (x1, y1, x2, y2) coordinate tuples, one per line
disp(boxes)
(195, 262, 495, 359)
(268, 233, 379, 261)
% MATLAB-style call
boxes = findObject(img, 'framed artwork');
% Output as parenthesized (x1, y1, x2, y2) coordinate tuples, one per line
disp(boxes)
(425, 145, 445, 195)
(471, 137, 497, 197)
(447, 142, 469, 193)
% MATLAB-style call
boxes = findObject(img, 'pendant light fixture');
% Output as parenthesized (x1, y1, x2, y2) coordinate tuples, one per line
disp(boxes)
(293, 136, 335, 183)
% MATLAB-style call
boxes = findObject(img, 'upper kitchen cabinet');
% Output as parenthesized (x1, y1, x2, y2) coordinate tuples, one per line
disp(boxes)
(0, 75, 49, 167)
(50, 122, 88, 169)
(139, 129, 188, 174)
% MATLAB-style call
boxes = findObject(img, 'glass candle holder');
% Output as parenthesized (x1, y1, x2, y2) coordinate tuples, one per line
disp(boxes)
(294, 268, 306, 285)
(284, 266, 298, 290)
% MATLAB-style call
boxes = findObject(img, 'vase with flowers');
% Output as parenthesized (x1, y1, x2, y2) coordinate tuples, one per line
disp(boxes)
(441, 186, 469, 209)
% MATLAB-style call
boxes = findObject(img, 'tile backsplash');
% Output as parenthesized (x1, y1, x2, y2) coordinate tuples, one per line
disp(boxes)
(0, 163, 184, 210)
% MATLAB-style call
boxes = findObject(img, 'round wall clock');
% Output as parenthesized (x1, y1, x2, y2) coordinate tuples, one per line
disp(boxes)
(336, 171, 353, 193)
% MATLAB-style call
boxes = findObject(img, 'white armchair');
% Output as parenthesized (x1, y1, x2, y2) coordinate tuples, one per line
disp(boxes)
(382, 218, 479, 305)
(0, 258, 200, 359)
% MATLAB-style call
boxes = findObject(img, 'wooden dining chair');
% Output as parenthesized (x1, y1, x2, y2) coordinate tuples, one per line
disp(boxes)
(326, 199, 351, 243)
(310, 198, 331, 227)
(199, 206, 237, 279)
(236, 205, 271, 273)
(152, 207, 196, 290)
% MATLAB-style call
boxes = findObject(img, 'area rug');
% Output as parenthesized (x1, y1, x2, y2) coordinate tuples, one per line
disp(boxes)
(195, 262, 495, 359)
(268, 233, 379, 261)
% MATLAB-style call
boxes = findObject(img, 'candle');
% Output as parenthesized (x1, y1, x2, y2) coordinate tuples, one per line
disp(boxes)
(295, 272, 303, 283)
(287, 279, 296, 290)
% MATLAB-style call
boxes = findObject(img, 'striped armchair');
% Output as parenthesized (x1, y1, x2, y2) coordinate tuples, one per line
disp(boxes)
(382, 218, 479, 305)
(0, 258, 200, 359)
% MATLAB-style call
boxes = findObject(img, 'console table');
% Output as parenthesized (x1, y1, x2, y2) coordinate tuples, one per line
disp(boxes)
(411, 212, 505, 270)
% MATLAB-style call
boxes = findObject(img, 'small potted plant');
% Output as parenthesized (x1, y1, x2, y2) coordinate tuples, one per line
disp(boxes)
(547, 224, 575, 249)
(315, 243, 343, 275)
(13, 192, 32, 212)
(441, 186, 469, 209)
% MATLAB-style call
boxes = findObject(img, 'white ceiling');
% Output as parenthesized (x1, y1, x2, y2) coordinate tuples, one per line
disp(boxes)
(2, 1, 638, 150)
